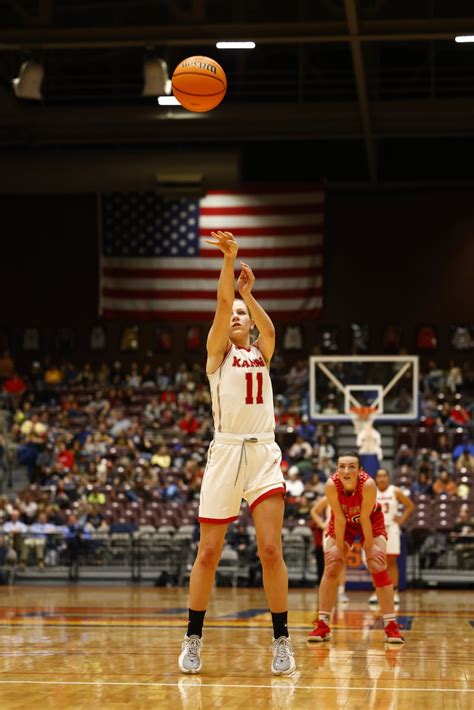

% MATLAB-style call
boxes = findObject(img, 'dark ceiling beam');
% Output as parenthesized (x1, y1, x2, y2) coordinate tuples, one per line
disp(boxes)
(344, 0, 376, 185)
(2, 99, 474, 146)
(1, 18, 474, 49)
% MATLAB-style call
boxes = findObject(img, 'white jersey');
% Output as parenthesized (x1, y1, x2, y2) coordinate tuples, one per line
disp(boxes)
(208, 343, 275, 434)
(376, 484, 399, 528)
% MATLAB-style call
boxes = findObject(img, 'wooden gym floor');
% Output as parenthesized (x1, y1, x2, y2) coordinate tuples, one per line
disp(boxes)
(0, 586, 472, 709)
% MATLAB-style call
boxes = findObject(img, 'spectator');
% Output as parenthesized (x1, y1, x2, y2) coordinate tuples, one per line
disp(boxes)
(178, 410, 200, 436)
(20, 511, 55, 569)
(285, 467, 305, 498)
(288, 435, 313, 462)
(450, 507, 474, 569)
(304, 472, 325, 502)
(44, 363, 63, 386)
(151, 445, 172, 469)
(394, 444, 415, 467)
(411, 471, 433, 497)
(3, 509, 27, 561)
(446, 361, 463, 394)
(455, 447, 474, 471)
(3, 371, 26, 409)
(432, 470, 457, 496)
(0, 351, 15, 381)
(0, 533, 16, 584)
(315, 434, 336, 464)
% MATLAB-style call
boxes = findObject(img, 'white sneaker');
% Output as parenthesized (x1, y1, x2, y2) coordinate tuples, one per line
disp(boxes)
(178, 635, 202, 674)
(369, 593, 378, 605)
(337, 592, 349, 604)
(394, 592, 400, 605)
(271, 636, 296, 675)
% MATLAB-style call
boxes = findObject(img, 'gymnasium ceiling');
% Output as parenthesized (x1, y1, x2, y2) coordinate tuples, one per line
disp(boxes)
(3, 0, 474, 185)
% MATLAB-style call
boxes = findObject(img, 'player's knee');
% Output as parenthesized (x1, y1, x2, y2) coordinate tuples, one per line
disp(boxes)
(197, 544, 221, 569)
(258, 542, 281, 568)
(323, 558, 343, 580)
(366, 557, 386, 576)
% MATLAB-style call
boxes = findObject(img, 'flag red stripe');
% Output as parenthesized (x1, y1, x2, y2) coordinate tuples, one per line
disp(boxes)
(200, 225, 322, 237)
(103, 287, 322, 300)
(103, 266, 323, 279)
(201, 245, 321, 258)
(200, 205, 324, 216)
(102, 309, 322, 322)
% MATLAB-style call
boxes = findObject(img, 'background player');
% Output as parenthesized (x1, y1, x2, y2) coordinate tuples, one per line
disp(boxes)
(369, 468, 415, 606)
(179, 231, 295, 676)
(308, 451, 404, 644)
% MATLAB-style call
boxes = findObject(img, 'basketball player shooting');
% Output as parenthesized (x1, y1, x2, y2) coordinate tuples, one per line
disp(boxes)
(179, 231, 296, 676)
(308, 451, 405, 644)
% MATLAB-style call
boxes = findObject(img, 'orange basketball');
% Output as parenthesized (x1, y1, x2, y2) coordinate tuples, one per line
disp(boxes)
(172, 56, 227, 112)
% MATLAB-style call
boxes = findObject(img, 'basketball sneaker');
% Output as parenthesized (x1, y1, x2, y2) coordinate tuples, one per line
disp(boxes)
(368, 593, 378, 605)
(271, 636, 296, 675)
(307, 619, 331, 642)
(384, 621, 404, 644)
(178, 635, 203, 673)
(394, 591, 400, 605)
(337, 592, 349, 604)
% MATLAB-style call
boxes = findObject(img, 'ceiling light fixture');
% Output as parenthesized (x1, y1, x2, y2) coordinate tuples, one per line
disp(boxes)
(12, 60, 44, 100)
(216, 41, 256, 49)
(157, 95, 180, 106)
(143, 57, 171, 97)
(455, 35, 474, 43)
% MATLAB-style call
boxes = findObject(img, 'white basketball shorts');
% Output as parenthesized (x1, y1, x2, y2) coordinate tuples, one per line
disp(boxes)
(198, 431, 285, 524)
(385, 523, 401, 556)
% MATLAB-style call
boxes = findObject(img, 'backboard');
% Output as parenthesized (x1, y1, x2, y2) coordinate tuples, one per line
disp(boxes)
(309, 355, 419, 422)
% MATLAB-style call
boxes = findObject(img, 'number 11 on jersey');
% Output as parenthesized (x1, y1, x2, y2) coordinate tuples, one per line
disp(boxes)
(245, 371, 263, 405)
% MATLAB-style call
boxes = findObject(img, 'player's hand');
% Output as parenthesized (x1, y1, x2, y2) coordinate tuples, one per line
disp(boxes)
(365, 544, 386, 567)
(325, 545, 345, 565)
(204, 231, 238, 258)
(237, 261, 255, 297)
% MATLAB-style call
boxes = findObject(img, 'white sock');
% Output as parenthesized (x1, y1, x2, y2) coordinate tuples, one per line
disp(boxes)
(383, 613, 396, 628)
(338, 585, 345, 595)
(319, 612, 331, 624)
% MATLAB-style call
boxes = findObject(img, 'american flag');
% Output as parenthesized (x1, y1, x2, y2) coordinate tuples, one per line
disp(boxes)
(100, 185, 325, 320)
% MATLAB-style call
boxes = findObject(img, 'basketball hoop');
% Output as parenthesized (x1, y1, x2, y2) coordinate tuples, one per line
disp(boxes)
(349, 405, 378, 421)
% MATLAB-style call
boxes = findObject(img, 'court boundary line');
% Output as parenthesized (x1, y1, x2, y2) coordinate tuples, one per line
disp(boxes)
(0, 680, 471, 693)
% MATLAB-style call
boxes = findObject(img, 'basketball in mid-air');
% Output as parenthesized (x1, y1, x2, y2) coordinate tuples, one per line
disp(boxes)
(172, 56, 227, 112)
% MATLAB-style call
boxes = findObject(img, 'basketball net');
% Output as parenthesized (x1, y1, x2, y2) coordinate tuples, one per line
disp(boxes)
(349, 405, 383, 458)
(349, 405, 377, 430)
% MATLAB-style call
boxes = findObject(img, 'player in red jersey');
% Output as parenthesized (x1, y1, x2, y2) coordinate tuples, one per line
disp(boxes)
(307, 451, 404, 644)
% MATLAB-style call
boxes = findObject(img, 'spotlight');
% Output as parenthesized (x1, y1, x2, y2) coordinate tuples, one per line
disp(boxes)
(12, 60, 44, 100)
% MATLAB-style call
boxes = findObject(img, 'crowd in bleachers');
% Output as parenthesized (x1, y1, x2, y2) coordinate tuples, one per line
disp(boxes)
(0, 353, 472, 576)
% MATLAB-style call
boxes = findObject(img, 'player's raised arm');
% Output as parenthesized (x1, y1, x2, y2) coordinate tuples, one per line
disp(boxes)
(205, 231, 238, 371)
(237, 261, 275, 364)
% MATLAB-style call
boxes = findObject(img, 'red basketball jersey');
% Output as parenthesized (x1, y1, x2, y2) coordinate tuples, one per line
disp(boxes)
(326, 470, 386, 544)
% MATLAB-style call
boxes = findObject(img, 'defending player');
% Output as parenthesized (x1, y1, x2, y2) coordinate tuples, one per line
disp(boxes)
(179, 231, 296, 676)
(308, 451, 404, 644)
(369, 468, 415, 605)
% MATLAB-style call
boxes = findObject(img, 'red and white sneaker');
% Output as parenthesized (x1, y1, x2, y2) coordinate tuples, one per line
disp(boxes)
(384, 620, 405, 644)
(307, 619, 331, 642)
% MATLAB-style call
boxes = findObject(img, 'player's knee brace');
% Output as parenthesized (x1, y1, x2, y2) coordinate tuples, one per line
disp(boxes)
(372, 569, 392, 588)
